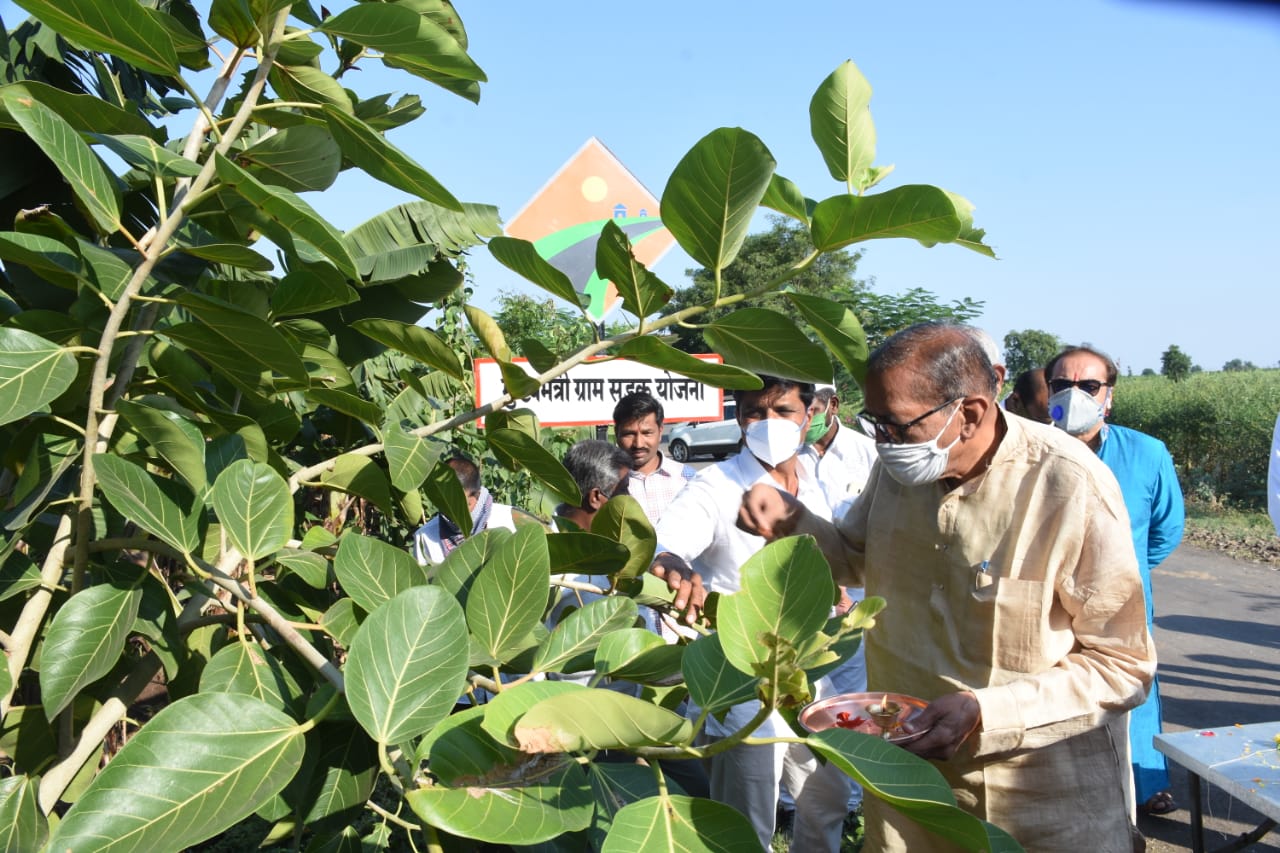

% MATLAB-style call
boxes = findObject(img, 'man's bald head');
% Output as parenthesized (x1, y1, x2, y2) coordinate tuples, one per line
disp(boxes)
(869, 322, 997, 404)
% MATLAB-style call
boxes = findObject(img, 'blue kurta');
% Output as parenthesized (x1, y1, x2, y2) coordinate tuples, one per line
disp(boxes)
(1097, 423, 1185, 803)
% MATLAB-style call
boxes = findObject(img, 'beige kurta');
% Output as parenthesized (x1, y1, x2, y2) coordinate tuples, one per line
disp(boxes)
(795, 413, 1154, 852)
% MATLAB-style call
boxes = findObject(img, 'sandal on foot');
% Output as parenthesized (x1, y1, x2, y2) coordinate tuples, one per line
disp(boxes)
(1141, 790, 1177, 815)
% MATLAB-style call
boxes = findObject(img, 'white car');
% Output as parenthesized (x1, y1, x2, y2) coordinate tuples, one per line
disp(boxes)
(666, 403, 740, 462)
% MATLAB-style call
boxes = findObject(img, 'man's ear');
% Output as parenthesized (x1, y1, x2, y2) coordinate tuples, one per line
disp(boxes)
(586, 487, 607, 511)
(960, 396, 990, 435)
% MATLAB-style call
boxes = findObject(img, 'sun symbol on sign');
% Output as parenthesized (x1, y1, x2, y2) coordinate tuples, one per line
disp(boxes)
(581, 176, 608, 202)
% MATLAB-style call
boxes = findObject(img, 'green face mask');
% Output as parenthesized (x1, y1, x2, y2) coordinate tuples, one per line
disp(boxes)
(804, 411, 828, 444)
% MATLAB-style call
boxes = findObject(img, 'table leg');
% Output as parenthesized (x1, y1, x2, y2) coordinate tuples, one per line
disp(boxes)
(1190, 773, 1205, 853)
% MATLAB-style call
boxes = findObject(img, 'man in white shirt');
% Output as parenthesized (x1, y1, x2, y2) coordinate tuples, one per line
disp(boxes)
(613, 391, 696, 525)
(412, 455, 517, 566)
(651, 376, 851, 853)
(800, 384, 878, 516)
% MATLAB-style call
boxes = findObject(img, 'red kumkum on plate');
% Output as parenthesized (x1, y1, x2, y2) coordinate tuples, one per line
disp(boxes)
(798, 691, 930, 744)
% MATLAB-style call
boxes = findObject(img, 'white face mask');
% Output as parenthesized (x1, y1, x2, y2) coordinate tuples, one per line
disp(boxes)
(875, 403, 962, 486)
(744, 417, 803, 467)
(1048, 387, 1106, 435)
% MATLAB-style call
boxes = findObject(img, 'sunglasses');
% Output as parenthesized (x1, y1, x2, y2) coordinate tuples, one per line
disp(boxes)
(857, 397, 960, 445)
(1048, 378, 1109, 396)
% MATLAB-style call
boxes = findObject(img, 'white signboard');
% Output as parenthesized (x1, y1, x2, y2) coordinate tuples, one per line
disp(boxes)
(474, 356, 726, 427)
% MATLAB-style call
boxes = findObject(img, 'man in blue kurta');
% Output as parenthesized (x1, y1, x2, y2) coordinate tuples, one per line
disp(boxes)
(1046, 345, 1185, 816)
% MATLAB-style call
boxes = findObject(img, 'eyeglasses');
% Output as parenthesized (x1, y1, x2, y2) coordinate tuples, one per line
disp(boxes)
(1047, 378, 1109, 396)
(857, 397, 960, 445)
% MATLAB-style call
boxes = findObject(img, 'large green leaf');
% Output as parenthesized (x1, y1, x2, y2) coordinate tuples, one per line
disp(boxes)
(293, 724, 378, 832)
(214, 154, 358, 279)
(786, 292, 870, 387)
(0, 230, 86, 290)
(211, 459, 292, 560)
(332, 533, 428, 614)
(681, 632, 760, 717)
(274, 548, 330, 590)
(808, 729, 1024, 852)
(809, 185, 964, 251)
(660, 127, 775, 271)
(514, 689, 693, 752)
(601, 794, 761, 853)
(432, 526, 512, 608)
(12, 0, 178, 75)
(306, 387, 383, 429)
(173, 291, 308, 383)
(463, 303, 511, 361)
(345, 585, 469, 745)
(717, 537, 834, 677)
(199, 641, 303, 717)
(594, 629, 684, 684)
(323, 106, 461, 210)
(272, 261, 358, 317)
(704, 308, 832, 383)
(89, 133, 201, 179)
(0, 81, 158, 137)
(383, 421, 445, 492)
(487, 428, 580, 505)
(488, 235, 581, 307)
(761, 172, 813, 224)
(241, 124, 342, 192)
(46, 694, 305, 853)
(116, 399, 207, 494)
(0, 775, 49, 853)
(2, 89, 120, 234)
(208, 0, 259, 47)
(0, 328, 78, 426)
(421, 456, 474, 537)
(615, 337, 762, 390)
(589, 494, 655, 579)
(38, 582, 142, 719)
(408, 730, 591, 844)
(545, 530, 631, 578)
(320, 3, 486, 82)
(268, 62, 354, 115)
(466, 523, 550, 663)
(319, 453, 395, 516)
(595, 219, 674, 321)
(351, 318, 463, 379)
(534, 595, 639, 674)
(809, 60, 876, 189)
(93, 454, 199, 554)
(344, 200, 501, 264)
(479, 680, 582, 747)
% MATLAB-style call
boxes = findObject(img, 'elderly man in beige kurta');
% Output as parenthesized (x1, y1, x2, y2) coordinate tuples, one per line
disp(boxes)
(739, 323, 1154, 853)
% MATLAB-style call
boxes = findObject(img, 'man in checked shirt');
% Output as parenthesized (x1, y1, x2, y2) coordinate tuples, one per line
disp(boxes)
(612, 391, 696, 525)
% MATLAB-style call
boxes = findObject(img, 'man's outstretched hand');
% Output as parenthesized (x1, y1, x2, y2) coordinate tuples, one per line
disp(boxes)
(650, 552, 706, 625)
(737, 483, 802, 540)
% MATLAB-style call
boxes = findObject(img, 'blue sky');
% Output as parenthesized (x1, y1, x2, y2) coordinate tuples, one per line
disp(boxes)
(5, 1, 1277, 373)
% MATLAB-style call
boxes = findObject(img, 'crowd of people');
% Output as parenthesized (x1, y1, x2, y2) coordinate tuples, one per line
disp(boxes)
(410, 321, 1192, 852)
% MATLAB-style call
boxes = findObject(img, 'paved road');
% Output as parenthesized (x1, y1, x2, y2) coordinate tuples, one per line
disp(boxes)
(1141, 545, 1280, 852)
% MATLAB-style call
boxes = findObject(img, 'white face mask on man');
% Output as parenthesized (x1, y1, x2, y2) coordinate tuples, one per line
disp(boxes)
(744, 417, 804, 467)
(1048, 387, 1106, 435)
(875, 402, 963, 486)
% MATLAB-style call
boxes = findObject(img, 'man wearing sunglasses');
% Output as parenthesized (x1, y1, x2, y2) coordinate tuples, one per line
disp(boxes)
(738, 323, 1153, 852)
(1045, 346, 1185, 819)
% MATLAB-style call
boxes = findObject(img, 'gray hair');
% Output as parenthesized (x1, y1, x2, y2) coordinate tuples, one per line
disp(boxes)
(869, 322, 996, 404)
(563, 440, 630, 501)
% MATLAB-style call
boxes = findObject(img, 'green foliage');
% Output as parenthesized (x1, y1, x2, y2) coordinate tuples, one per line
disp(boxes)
(1161, 343, 1193, 382)
(0, 11, 1009, 851)
(1002, 329, 1063, 379)
(1110, 369, 1280, 509)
